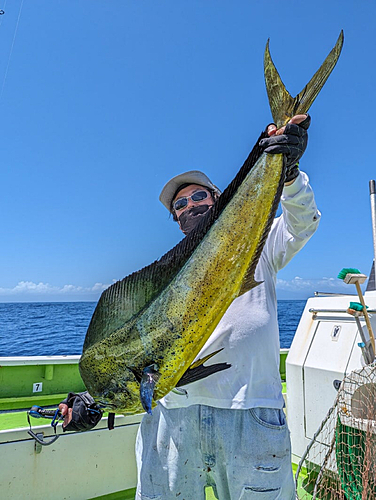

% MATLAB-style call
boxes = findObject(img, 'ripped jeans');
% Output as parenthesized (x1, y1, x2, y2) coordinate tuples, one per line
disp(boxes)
(135, 404, 295, 499)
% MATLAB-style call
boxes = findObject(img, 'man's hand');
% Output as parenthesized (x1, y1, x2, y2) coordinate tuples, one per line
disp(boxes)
(266, 114, 309, 137)
(58, 392, 102, 432)
(58, 402, 73, 428)
(260, 114, 311, 183)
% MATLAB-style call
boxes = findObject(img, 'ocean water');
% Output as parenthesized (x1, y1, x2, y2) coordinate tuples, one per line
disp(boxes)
(0, 300, 306, 357)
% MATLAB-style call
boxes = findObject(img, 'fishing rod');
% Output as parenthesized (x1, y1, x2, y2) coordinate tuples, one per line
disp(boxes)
(0, 0, 25, 104)
(0, 0, 5, 20)
(0, 0, 5, 28)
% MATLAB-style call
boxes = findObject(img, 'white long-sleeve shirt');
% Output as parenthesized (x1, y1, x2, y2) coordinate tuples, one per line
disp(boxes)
(160, 171, 320, 410)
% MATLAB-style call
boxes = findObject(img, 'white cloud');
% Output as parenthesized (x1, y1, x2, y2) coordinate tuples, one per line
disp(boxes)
(0, 281, 113, 297)
(0, 276, 363, 302)
(276, 276, 350, 291)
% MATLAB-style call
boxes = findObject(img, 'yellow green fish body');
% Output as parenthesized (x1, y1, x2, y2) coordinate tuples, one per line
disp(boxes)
(80, 153, 283, 414)
(79, 32, 343, 415)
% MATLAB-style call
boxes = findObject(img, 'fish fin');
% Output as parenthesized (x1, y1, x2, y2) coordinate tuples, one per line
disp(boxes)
(177, 349, 231, 386)
(264, 30, 344, 128)
(238, 266, 263, 297)
(83, 251, 195, 350)
(140, 364, 160, 415)
(189, 348, 225, 369)
(176, 362, 231, 386)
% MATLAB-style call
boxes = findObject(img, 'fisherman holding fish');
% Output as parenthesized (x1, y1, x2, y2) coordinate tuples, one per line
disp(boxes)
(59, 32, 344, 500)
(135, 114, 318, 500)
(60, 114, 319, 499)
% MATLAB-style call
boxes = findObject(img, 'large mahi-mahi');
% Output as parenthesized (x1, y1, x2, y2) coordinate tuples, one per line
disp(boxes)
(79, 32, 344, 415)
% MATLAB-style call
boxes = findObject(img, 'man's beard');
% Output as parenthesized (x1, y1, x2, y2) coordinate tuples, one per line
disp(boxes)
(178, 204, 212, 235)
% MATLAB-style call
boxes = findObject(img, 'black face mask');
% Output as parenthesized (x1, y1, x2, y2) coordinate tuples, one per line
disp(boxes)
(178, 204, 212, 235)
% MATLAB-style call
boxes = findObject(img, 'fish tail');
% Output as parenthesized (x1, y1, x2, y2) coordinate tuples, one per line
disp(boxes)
(264, 30, 344, 128)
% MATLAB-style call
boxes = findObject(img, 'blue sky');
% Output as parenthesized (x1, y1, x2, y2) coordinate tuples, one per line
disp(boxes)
(0, 0, 375, 301)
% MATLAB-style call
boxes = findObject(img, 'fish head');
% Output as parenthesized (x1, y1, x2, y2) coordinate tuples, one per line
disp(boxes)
(95, 378, 143, 414)
(79, 349, 144, 414)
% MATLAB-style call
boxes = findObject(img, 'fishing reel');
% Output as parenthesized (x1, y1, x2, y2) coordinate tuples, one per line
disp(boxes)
(27, 405, 64, 446)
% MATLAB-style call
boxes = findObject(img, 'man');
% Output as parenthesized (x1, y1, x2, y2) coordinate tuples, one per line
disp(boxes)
(60, 114, 319, 499)
(135, 114, 320, 499)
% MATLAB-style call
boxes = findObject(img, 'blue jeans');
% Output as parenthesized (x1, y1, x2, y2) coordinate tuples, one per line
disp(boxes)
(136, 404, 295, 499)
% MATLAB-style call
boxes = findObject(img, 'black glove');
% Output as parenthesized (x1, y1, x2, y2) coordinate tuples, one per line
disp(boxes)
(60, 391, 103, 432)
(259, 115, 311, 182)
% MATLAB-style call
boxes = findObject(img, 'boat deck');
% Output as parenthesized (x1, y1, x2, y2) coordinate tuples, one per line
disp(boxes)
(0, 350, 313, 499)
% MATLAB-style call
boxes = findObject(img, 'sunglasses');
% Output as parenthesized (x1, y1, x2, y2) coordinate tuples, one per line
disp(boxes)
(173, 190, 210, 212)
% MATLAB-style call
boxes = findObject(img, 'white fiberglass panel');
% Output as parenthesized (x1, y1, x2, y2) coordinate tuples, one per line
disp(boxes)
(0, 416, 141, 500)
(303, 319, 358, 440)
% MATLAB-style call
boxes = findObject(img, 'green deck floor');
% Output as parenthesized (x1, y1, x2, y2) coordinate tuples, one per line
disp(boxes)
(88, 480, 310, 500)
(0, 409, 46, 430)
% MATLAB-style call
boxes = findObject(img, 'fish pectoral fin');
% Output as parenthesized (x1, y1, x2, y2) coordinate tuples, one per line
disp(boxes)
(189, 348, 225, 369)
(140, 364, 160, 415)
(264, 30, 344, 128)
(176, 362, 231, 387)
(238, 262, 263, 297)
(177, 349, 231, 387)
